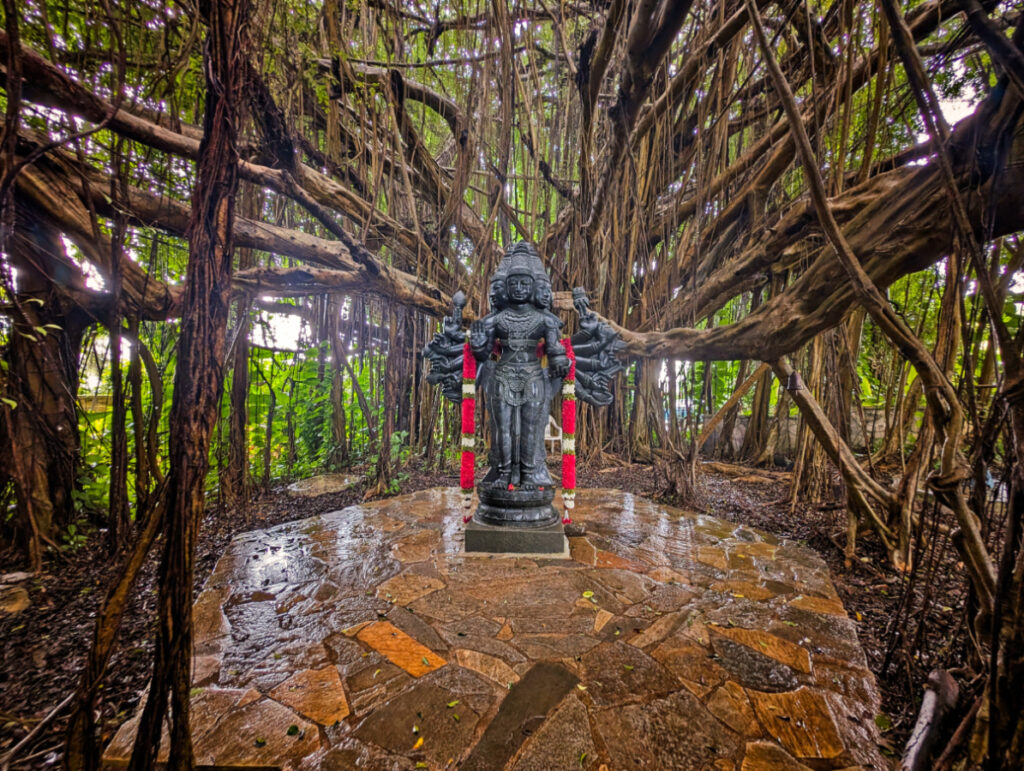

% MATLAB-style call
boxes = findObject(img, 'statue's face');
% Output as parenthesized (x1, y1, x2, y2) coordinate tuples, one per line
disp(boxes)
(535, 281, 552, 309)
(489, 280, 506, 310)
(506, 274, 534, 303)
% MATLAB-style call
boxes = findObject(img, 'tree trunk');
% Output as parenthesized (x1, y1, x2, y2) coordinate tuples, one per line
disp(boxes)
(128, 0, 248, 765)
(221, 304, 251, 506)
(107, 211, 131, 552)
(739, 365, 772, 461)
(629, 359, 663, 458)
(220, 189, 258, 507)
(1, 211, 87, 563)
(126, 317, 151, 512)
(718, 360, 750, 459)
(371, 308, 406, 494)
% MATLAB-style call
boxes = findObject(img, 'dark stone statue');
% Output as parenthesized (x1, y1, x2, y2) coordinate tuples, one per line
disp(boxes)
(423, 242, 624, 530)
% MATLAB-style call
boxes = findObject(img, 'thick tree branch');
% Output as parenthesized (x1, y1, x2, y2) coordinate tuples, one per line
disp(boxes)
(0, 32, 429, 261)
(15, 143, 453, 319)
(746, 0, 995, 598)
(584, 0, 694, 235)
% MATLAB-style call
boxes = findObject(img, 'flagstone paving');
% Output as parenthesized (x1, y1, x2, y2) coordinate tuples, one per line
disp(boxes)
(103, 488, 887, 770)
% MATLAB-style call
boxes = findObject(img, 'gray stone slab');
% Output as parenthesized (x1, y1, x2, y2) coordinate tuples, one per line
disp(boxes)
(460, 661, 579, 771)
(464, 519, 568, 555)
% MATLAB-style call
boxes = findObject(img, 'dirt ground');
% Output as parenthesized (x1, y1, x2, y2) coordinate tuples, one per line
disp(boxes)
(0, 457, 970, 767)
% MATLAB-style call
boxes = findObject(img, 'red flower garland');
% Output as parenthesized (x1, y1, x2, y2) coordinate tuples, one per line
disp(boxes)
(459, 341, 476, 511)
(460, 399, 474, 433)
(560, 338, 577, 522)
(458, 337, 579, 523)
(561, 395, 576, 435)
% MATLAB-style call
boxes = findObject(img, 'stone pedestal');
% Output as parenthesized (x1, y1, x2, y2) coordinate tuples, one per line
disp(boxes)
(475, 484, 559, 528)
(464, 518, 568, 556)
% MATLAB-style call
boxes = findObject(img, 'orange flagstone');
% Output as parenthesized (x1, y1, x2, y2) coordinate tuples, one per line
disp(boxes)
(595, 550, 647, 572)
(269, 665, 351, 726)
(192, 654, 221, 686)
(740, 740, 815, 770)
(789, 594, 848, 617)
(648, 566, 688, 584)
(391, 530, 439, 563)
(593, 609, 615, 633)
(342, 620, 371, 637)
(627, 611, 683, 650)
(746, 687, 845, 760)
(192, 697, 322, 765)
(378, 514, 406, 532)
(679, 615, 711, 645)
(710, 580, 780, 601)
(730, 542, 778, 560)
(569, 536, 597, 565)
(377, 571, 446, 606)
(709, 625, 812, 674)
(696, 546, 730, 571)
(193, 587, 231, 644)
(651, 640, 729, 697)
(455, 649, 520, 687)
(706, 681, 760, 737)
(356, 620, 447, 677)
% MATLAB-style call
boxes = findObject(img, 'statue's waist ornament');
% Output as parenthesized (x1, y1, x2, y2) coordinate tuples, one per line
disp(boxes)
(495, 359, 544, 406)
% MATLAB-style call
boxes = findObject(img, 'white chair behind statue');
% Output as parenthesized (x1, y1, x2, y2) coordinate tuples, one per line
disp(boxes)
(544, 414, 561, 455)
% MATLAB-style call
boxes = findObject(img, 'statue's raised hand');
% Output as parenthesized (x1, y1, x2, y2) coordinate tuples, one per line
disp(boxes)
(441, 315, 462, 340)
(470, 319, 488, 351)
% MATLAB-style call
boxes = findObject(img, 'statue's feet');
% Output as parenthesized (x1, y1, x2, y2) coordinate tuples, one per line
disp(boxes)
(520, 482, 537, 491)
(490, 475, 511, 490)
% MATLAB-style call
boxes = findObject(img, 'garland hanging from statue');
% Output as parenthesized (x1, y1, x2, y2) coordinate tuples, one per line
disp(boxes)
(561, 338, 577, 521)
(459, 338, 476, 510)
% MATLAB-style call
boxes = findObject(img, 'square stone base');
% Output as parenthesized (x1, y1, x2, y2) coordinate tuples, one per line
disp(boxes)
(464, 519, 569, 557)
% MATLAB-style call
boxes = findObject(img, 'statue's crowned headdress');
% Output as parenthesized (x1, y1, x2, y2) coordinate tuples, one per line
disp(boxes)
(495, 242, 547, 296)
(505, 250, 534, 278)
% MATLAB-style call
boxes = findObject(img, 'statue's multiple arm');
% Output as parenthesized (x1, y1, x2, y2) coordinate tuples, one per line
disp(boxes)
(423, 312, 467, 403)
(423, 332, 463, 362)
(573, 375, 614, 407)
(567, 289, 625, 406)
(424, 286, 625, 407)
(544, 316, 570, 378)
(571, 317, 618, 357)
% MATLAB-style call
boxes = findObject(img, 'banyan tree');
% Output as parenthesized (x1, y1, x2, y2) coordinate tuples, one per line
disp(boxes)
(1, 0, 1023, 766)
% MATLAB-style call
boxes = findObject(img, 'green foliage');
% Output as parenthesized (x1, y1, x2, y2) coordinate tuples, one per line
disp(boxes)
(61, 522, 89, 549)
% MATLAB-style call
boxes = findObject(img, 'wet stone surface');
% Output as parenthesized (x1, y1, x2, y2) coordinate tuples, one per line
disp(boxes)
(286, 473, 359, 497)
(102, 488, 886, 770)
